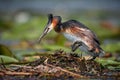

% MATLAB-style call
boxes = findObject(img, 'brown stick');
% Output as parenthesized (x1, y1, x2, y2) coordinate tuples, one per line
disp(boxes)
(4, 71, 32, 76)
(44, 63, 87, 78)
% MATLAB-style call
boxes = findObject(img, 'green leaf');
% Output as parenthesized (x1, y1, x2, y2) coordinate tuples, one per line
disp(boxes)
(0, 44, 14, 57)
(97, 58, 120, 66)
(0, 55, 18, 63)
(96, 58, 120, 70)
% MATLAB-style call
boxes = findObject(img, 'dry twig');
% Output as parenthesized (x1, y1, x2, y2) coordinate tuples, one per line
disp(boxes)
(44, 61, 87, 78)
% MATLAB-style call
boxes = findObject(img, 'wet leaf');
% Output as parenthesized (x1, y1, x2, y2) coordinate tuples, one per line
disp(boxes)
(0, 55, 18, 63)
(0, 44, 14, 57)
(107, 66, 120, 70)
(97, 58, 120, 66)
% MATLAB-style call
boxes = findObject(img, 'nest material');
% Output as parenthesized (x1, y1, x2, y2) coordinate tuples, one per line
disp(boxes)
(0, 50, 119, 79)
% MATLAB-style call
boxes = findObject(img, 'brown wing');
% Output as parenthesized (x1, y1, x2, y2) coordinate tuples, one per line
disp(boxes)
(62, 20, 102, 54)
(70, 27, 99, 49)
(63, 20, 100, 44)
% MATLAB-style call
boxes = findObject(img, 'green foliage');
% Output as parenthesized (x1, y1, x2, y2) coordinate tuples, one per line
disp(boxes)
(96, 58, 120, 70)
(97, 58, 120, 66)
(0, 55, 18, 63)
(2, 16, 47, 40)
(0, 44, 14, 57)
(13, 49, 38, 60)
(102, 42, 120, 52)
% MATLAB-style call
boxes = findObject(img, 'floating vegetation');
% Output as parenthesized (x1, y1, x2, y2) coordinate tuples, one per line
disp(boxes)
(0, 50, 119, 79)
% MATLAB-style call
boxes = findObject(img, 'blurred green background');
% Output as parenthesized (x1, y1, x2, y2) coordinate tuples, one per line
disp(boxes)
(0, 0, 120, 68)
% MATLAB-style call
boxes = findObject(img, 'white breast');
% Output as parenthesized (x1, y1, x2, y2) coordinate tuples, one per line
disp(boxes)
(63, 32, 89, 53)
(63, 33, 81, 42)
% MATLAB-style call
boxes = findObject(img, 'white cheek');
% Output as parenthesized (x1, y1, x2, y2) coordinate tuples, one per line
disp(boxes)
(50, 24, 54, 28)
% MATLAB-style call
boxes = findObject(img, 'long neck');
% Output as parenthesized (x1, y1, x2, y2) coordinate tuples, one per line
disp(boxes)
(54, 23, 63, 33)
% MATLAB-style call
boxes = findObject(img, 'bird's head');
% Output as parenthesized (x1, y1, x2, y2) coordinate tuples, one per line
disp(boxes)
(38, 14, 61, 43)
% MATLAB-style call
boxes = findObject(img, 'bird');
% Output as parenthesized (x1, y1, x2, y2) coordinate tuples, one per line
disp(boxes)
(38, 14, 105, 60)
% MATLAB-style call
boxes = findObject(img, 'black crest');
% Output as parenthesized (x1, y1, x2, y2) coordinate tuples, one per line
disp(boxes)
(48, 14, 53, 23)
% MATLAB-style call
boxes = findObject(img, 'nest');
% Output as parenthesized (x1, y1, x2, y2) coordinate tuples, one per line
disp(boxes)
(0, 50, 119, 79)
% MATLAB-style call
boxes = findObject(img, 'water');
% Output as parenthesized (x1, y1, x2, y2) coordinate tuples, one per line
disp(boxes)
(0, 0, 120, 14)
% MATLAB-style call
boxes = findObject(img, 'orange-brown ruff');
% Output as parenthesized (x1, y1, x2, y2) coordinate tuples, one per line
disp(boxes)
(39, 14, 105, 60)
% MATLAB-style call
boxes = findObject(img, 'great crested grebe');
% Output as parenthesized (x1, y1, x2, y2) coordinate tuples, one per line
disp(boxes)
(38, 14, 104, 60)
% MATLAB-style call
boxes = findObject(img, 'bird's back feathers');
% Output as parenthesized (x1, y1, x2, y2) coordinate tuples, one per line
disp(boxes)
(62, 20, 103, 55)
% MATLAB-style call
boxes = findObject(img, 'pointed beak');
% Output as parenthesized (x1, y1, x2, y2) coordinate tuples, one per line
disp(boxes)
(38, 24, 53, 43)
(38, 14, 54, 43)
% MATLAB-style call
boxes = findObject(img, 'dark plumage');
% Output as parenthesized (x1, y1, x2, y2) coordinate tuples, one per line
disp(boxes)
(62, 20, 100, 45)
(62, 20, 89, 29)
